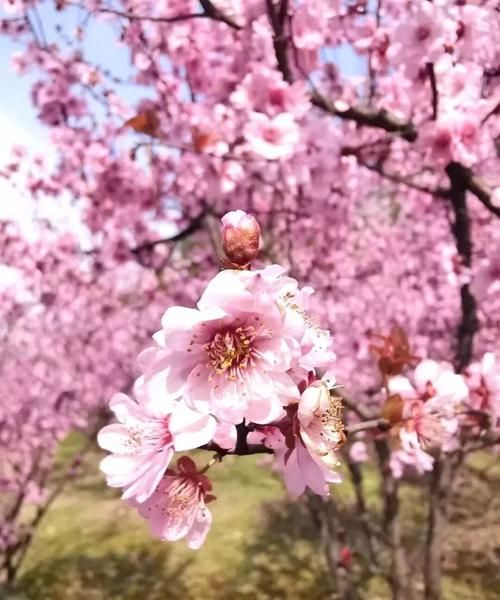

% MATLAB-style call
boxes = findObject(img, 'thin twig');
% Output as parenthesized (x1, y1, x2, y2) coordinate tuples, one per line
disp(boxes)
(426, 62, 439, 120)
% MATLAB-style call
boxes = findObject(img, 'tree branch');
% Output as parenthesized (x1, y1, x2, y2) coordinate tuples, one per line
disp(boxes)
(311, 91, 418, 142)
(266, 0, 292, 83)
(424, 161, 480, 600)
(342, 145, 449, 197)
(198, 0, 242, 30)
(446, 161, 500, 218)
(345, 455, 380, 568)
(374, 439, 414, 600)
(307, 494, 360, 600)
(68, 0, 242, 30)
(131, 212, 206, 256)
(423, 451, 463, 600)
(426, 62, 439, 121)
(445, 162, 479, 371)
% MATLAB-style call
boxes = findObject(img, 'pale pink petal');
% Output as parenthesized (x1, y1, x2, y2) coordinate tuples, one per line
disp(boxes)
(298, 384, 321, 427)
(413, 359, 441, 391)
(122, 447, 174, 503)
(108, 393, 141, 423)
(186, 506, 212, 550)
(97, 424, 135, 454)
(161, 306, 225, 351)
(213, 422, 237, 450)
(170, 403, 217, 451)
(387, 375, 416, 399)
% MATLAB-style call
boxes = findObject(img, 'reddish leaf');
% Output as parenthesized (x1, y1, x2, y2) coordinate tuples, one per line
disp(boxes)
(382, 393, 404, 425)
(124, 109, 159, 137)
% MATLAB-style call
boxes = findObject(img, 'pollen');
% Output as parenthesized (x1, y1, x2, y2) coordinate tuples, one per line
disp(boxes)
(317, 393, 345, 448)
(206, 326, 257, 377)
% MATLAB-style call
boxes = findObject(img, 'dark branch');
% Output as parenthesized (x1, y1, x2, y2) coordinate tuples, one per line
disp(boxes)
(426, 62, 439, 120)
(131, 213, 206, 256)
(311, 91, 418, 142)
(445, 162, 479, 371)
(446, 161, 500, 218)
(266, 0, 293, 83)
(69, 0, 242, 30)
(199, 0, 242, 30)
(342, 145, 449, 197)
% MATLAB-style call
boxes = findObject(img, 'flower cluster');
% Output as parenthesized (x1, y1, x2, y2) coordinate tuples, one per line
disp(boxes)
(98, 211, 343, 548)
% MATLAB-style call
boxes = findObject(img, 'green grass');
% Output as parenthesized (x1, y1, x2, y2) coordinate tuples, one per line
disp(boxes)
(5, 436, 500, 599)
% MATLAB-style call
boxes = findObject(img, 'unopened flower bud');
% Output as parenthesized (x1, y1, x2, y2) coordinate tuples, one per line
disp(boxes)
(221, 210, 261, 267)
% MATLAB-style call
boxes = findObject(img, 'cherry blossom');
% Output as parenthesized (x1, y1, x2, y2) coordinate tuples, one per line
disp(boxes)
(135, 456, 214, 550)
(98, 390, 216, 503)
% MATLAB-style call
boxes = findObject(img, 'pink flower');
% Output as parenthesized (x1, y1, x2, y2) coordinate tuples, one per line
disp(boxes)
(390, 430, 435, 479)
(243, 112, 300, 160)
(467, 353, 500, 422)
(298, 381, 344, 471)
(388, 359, 468, 450)
(198, 264, 335, 379)
(404, 399, 450, 449)
(349, 441, 369, 463)
(146, 267, 301, 425)
(98, 389, 216, 503)
(470, 253, 500, 303)
(250, 379, 343, 497)
(136, 456, 214, 549)
(389, 359, 468, 406)
(253, 424, 341, 497)
(277, 278, 336, 376)
(387, 2, 450, 77)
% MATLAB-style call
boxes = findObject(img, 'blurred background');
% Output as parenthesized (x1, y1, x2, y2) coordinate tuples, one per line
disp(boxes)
(1, 2, 500, 599)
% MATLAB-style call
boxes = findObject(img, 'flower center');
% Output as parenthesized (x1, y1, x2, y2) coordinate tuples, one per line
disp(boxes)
(415, 25, 431, 42)
(317, 393, 345, 448)
(125, 417, 172, 454)
(161, 476, 201, 519)
(206, 326, 256, 376)
(262, 126, 279, 143)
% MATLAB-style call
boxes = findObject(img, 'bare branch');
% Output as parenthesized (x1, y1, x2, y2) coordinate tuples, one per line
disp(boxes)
(426, 62, 439, 120)
(346, 418, 390, 435)
(345, 455, 380, 567)
(266, 0, 293, 83)
(198, 0, 242, 30)
(445, 162, 479, 371)
(374, 439, 414, 600)
(446, 161, 500, 218)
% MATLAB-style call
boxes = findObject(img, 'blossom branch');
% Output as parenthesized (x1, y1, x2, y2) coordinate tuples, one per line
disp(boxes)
(66, 0, 242, 29)
(311, 91, 418, 142)
(342, 145, 449, 197)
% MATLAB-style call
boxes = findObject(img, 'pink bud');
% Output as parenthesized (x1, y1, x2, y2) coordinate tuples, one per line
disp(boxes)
(221, 210, 261, 267)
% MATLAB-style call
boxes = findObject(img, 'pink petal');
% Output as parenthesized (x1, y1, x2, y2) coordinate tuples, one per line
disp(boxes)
(122, 447, 174, 503)
(97, 424, 135, 454)
(108, 393, 141, 423)
(414, 360, 441, 391)
(186, 506, 212, 550)
(171, 403, 217, 451)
